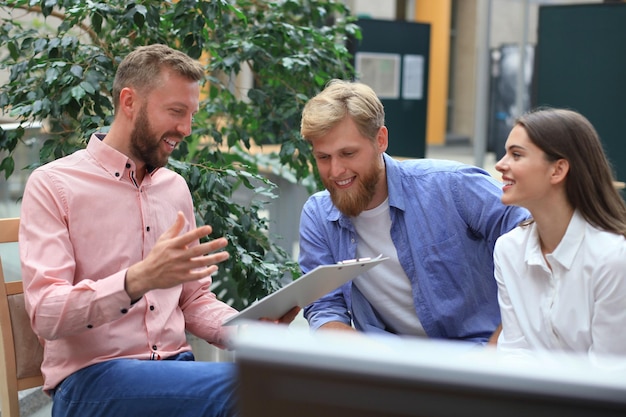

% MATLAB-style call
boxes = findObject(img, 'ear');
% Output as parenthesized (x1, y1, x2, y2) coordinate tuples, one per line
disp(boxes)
(376, 126, 389, 153)
(118, 87, 137, 118)
(550, 158, 569, 185)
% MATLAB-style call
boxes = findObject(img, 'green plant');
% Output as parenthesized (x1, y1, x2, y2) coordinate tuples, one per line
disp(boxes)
(0, 0, 359, 309)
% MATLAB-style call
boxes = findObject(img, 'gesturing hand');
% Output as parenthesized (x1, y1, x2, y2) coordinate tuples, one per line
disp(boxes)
(125, 211, 230, 301)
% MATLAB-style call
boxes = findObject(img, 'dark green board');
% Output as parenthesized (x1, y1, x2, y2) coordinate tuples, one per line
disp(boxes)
(535, 3, 626, 191)
(351, 19, 431, 159)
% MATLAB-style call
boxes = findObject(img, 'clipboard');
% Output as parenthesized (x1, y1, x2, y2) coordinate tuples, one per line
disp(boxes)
(223, 255, 388, 326)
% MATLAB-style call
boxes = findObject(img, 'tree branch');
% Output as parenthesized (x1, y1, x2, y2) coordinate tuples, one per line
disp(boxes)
(10, 4, 106, 49)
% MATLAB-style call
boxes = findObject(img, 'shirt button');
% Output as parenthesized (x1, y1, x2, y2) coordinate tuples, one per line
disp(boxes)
(115, 172, 120, 177)
(150, 305, 155, 311)
(87, 324, 93, 329)
(146, 226, 150, 232)
(120, 308, 128, 314)
(126, 163, 131, 168)
(152, 345, 158, 351)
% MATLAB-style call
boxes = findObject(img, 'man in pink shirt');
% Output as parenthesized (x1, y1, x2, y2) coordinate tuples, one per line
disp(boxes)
(19, 44, 293, 417)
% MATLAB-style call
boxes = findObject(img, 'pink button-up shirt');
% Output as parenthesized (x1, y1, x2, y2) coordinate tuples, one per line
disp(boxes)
(19, 134, 237, 391)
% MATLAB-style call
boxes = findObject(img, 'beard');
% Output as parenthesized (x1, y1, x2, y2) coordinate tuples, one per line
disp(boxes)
(324, 163, 381, 217)
(129, 104, 173, 169)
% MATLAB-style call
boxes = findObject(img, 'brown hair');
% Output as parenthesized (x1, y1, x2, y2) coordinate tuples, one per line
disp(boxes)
(517, 108, 626, 237)
(300, 79, 384, 143)
(112, 44, 205, 113)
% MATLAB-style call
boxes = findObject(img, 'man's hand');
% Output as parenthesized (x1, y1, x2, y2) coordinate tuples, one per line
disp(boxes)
(259, 306, 302, 325)
(125, 211, 229, 301)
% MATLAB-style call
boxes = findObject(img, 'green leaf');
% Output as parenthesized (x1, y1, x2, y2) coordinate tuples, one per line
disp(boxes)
(92, 12, 103, 34)
(7, 41, 18, 60)
(79, 81, 96, 94)
(0, 156, 15, 179)
(70, 64, 83, 78)
(45, 68, 59, 85)
(70, 85, 86, 101)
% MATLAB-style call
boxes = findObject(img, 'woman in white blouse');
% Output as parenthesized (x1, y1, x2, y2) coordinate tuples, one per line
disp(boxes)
(493, 108, 626, 360)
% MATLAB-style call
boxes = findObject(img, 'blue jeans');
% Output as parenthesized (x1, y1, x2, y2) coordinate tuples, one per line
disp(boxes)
(50, 351, 238, 417)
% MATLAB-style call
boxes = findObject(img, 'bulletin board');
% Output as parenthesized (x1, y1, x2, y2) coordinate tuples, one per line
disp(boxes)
(351, 19, 430, 159)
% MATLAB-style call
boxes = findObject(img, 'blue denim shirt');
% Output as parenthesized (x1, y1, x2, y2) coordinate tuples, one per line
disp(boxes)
(299, 154, 529, 343)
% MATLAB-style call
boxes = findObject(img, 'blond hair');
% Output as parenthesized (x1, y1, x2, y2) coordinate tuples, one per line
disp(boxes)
(300, 79, 384, 143)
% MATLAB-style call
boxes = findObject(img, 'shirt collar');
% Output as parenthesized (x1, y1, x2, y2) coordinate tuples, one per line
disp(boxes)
(383, 153, 406, 212)
(550, 209, 585, 270)
(525, 210, 585, 270)
(87, 133, 160, 182)
(87, 133, 134, 181)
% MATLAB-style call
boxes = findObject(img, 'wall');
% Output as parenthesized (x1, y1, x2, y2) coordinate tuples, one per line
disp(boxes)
(414, 1, 451, 146)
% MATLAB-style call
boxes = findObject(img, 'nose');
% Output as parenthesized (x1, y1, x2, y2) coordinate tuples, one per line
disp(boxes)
(495, 154, 507, 173)
(329, 157, 346, 177)
(178, 115, 193, 137)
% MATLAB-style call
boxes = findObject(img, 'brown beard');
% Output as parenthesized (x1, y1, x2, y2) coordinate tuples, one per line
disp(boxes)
(324, 164, 381, 217)
(129, 103, 172, 169)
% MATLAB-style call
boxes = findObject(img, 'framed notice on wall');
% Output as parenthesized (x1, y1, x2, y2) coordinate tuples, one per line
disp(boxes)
(355, 52, 401, 99)
(351, 18, 430, 159)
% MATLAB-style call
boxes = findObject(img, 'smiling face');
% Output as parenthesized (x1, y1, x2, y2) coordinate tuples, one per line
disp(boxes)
(128, 68, 199, 169)
(311, 116, 388, 217)
(495, 124, 560, 211)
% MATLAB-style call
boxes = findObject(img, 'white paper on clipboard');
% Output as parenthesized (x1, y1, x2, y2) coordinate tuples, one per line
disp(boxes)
(222, 255, 388, 326)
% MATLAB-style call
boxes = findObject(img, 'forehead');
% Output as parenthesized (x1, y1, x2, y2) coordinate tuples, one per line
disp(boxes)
(505, 125, 531, 146)
(311, 118, 370, 152)
(508, 125, 528, 139)
(147, 70, 200, 107)
(505, 125, 550, 159)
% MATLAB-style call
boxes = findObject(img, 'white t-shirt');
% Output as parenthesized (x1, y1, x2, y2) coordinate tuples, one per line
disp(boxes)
(352, 198, 426, 336)
(495, 209, 626, 360)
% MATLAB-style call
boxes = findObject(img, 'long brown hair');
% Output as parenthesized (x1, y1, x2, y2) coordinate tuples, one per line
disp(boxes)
(517, 108, 626, 237)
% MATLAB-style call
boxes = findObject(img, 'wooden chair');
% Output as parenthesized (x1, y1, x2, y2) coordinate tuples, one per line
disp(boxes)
(0, 217, 45, 417)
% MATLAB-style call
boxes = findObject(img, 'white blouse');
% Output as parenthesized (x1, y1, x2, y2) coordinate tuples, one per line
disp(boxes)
(494, 210, 626, 360)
